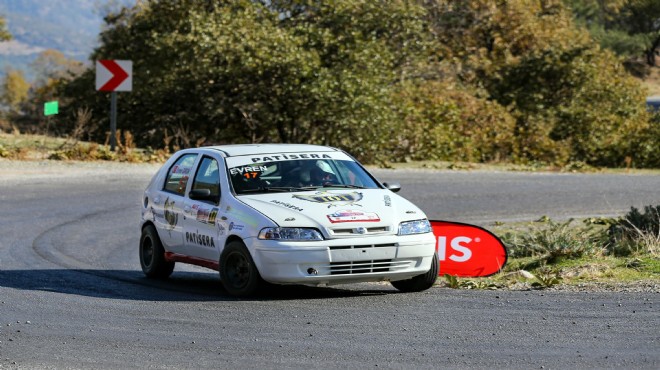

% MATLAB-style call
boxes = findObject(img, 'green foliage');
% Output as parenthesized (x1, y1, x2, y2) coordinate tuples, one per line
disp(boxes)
(0, 143, 27, 159)
(61, 0, 429, 163)
(440, 1, 650, 167)
(608, 205, 660, 256)
(442, 274, 502, 289)
(635, 112, 660, 167)
(0, 69, 29, 113)
(514, 267, 563, 288)
(390, 80, 516, 163)
(444, 274, 460, 289)
(503, 218, 605, 262)
(41, 1, 657, 167)
(565, 0, 660, 68)
(528, 266, 563, 288)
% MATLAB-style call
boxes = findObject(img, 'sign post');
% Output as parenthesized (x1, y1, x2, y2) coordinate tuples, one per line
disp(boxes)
(95, 60, 132, 151)
(43, 100, 58, 141)
(110, 92, 117, 150)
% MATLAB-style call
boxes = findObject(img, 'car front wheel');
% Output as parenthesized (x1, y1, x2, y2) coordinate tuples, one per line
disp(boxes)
(391, 253, 438, 292)
(219, 241, 262, 296)
(139, 224, 175, 279)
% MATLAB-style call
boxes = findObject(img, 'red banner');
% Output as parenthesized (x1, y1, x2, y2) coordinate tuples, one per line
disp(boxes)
(431, 220, 507, 277)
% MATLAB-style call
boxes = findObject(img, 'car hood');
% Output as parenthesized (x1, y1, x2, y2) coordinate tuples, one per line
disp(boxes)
(238, 189, 426, 233)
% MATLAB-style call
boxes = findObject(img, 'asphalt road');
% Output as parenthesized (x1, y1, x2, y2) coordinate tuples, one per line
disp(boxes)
(0, 162, 658, 369)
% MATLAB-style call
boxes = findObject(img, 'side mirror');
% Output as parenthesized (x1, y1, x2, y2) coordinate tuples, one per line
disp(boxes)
(382, 182, 401, 193)
(189, 188, 215, 201)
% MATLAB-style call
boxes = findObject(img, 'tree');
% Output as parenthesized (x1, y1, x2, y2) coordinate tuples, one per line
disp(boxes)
(2, 50, 87, 134)
(423, 0, 650, 166)
(62, 0, 430, 162)
(0, 68, 29, 113)
(0, 15, 11, 41)
(31, 49, 86, 88)
(618, 0, 660, 67)
(57, 0, 657, 167)
(564, 0, 660, 68)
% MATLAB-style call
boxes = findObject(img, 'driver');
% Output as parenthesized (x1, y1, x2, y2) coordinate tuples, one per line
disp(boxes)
(309, 166, 335, 186)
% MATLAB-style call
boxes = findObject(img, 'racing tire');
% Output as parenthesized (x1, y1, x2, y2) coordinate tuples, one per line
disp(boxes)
(140, 224, 175, 279)
(391, 253, 438, 293)
(219, 241, 262, 297)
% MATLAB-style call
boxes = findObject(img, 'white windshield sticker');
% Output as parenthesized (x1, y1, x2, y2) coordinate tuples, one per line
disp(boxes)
(226, 151, 353, 167)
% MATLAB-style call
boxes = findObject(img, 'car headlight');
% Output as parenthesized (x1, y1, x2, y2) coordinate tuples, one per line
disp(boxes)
(398, 219, 432, 235)
(258, 227, 324, 241)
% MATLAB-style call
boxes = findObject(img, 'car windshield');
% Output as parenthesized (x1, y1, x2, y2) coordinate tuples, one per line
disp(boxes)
(227, 157, 381, 195)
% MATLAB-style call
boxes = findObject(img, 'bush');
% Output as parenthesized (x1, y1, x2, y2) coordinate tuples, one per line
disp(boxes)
(503, 219, 605, 262)
(608, 205, 660, 256)
(389, 81, 517, 163)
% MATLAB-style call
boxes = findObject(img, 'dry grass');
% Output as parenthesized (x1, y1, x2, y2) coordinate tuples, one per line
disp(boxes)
(0, 131, 169, 163)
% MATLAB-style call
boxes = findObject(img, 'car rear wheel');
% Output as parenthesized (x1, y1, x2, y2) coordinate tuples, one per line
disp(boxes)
(391, 253, 438, 292)
(140, 224, 175, 279)
(219, 241, 262, 297)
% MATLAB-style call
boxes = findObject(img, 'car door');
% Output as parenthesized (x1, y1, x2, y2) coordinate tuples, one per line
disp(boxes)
(152, 152, 198, 254)
(181, 155, 224, 262)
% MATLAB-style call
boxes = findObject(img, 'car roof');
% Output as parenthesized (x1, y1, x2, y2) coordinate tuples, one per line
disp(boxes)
(199, 143, 342, 157)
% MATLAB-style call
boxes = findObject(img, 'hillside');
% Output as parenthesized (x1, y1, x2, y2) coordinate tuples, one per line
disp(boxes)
(0, 0, 133, 80)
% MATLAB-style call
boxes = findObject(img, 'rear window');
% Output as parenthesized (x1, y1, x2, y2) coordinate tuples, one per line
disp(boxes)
(163, 153, 198, 195)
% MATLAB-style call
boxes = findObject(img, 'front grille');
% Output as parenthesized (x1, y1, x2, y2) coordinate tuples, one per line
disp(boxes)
(329, 243, 396, 251)
(328, 259, 413, 275)
(330, 226, 391, 236)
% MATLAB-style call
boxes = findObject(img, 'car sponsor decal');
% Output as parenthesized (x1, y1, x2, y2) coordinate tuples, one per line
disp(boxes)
(185, 229, 216, 248)
(383, 195, 391, 207)
(196, 207, 219, 224)
(229, 222, 244, 231)
(163, 197, 178, 230)
(327, 210, 380, 223)
(250, 153, 332, 163)
(293, 191, 363, 208)
(270, 200, 303, 212)
(216, 221, 227, 236)
(431, 220, 507, 277)
(171, 165, 191, 175)
(229, 165, 268, 179)
(225, 151, 353, 167)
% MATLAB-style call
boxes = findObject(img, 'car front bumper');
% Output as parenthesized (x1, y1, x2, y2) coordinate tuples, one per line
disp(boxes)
(246, 233, 436, 285)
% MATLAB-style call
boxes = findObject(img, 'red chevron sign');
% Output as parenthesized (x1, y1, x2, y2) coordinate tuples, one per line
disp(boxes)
(96, 60, 132, 92)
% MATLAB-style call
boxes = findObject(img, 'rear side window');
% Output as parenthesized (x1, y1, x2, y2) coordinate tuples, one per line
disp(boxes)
(164, 154, 198, 195)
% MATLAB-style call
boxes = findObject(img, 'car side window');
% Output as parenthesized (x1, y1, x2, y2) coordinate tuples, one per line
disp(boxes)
(191, 157, 220, 202)
(163, 154, 198, 195)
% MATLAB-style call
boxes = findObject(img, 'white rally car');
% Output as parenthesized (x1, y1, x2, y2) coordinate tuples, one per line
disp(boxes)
(140, 144, 437, 296)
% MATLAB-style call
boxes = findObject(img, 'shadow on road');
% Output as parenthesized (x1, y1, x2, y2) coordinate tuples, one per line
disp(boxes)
(0, 268, 395, 302)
